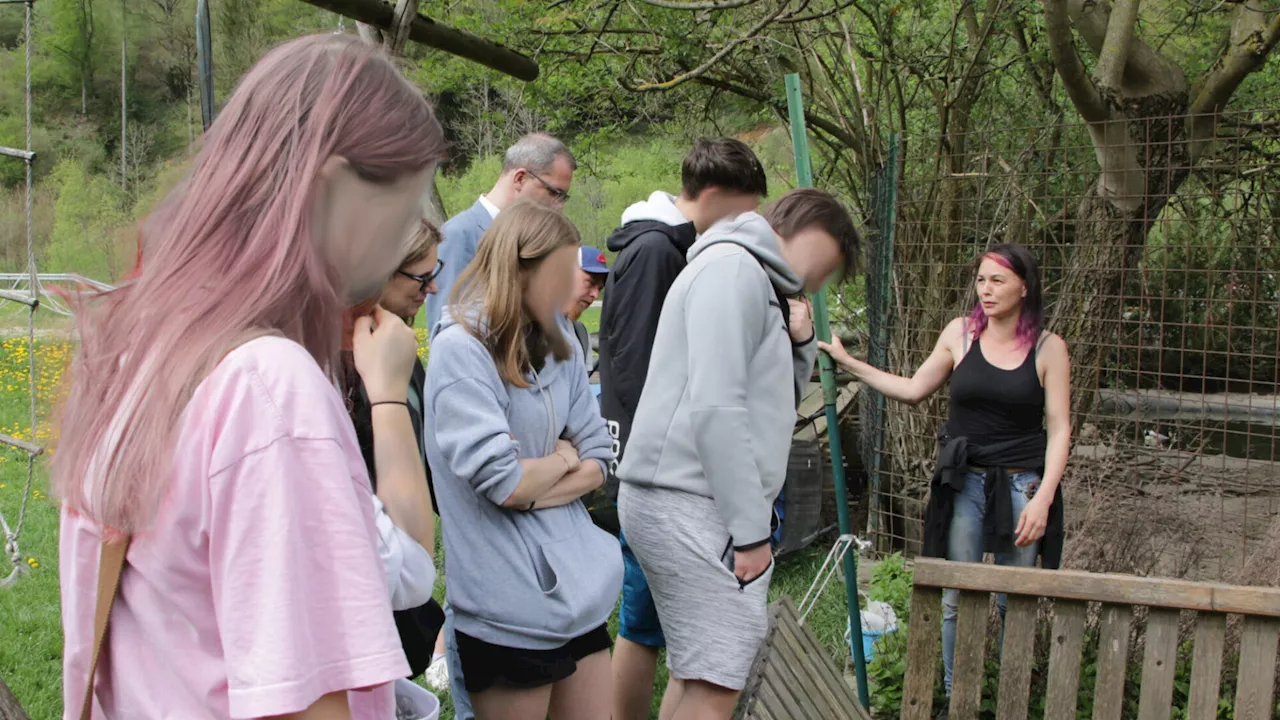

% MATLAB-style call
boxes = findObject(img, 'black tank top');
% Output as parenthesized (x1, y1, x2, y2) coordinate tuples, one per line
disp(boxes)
(947, 331, 1045, 445)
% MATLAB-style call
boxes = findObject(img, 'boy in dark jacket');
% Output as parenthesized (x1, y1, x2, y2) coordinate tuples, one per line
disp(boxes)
(596, 138, 769, 720)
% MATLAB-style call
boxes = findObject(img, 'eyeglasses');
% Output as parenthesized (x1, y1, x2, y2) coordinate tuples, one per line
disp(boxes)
(397, 259, 445, 292)
(526, 170, 571, 203)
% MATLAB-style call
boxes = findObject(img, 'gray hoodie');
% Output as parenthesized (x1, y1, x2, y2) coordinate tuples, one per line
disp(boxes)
(425, 309, 622, 649)
(615, 212, 818, 550)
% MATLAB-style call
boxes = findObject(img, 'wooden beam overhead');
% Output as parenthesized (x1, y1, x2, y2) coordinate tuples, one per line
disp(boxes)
(300, 0, 539, 81)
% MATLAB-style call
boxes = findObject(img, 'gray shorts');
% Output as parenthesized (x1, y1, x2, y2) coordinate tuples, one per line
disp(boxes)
(617, 483, 774, 690)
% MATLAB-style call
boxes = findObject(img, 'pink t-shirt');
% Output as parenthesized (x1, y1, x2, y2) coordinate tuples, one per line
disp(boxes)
(60, 336, 408, 719)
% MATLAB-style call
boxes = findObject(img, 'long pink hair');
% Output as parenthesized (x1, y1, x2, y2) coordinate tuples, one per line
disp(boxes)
(53, 34, 446, 533)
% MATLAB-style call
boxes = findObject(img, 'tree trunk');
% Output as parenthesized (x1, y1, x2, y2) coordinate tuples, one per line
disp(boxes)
(1050, 94, 1191, 423)
(0, 674, 30, 720)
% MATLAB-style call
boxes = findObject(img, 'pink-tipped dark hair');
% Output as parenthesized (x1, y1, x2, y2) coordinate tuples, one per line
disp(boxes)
(53, 34, 446, 533)
(966, 243, 1044, 348)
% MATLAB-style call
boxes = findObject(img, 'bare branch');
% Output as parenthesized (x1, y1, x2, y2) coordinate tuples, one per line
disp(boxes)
(1042, 0, 1109, 122)
(623, 1, 788, 91)
(778, 0, 858, 24)
(531, 27, 659, 36)
(1066, 0, 1186, 96)
(1094, 0, 1139, 92)
(1190, 1, 1280, 118)
(1011, 14, 1057, 111)
(635, 0, 758, 9)
(687, 74, 863, 148)
(952, 0, 1007, 104)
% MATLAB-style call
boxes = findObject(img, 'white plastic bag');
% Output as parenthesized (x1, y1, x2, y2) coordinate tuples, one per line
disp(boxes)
(394, 678, 440, 720)
(860, 600, 898, 634)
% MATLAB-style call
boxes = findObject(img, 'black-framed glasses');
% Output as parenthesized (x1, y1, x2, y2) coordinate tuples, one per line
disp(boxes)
(398, 259, 445, 292)
(526, 170, 571, 203)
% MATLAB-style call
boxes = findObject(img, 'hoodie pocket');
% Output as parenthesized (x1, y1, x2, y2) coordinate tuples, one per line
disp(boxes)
(536, 524, 624, 635)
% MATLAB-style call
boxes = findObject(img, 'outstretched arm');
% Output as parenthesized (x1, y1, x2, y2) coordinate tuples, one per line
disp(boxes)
(819, 317, 962, 405)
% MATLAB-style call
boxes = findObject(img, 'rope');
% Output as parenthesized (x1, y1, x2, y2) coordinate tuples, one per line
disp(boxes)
(2, 0, 37, 588)
(797, 534, 871, 625)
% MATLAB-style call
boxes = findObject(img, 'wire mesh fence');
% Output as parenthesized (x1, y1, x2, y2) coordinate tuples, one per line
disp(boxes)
(860, 110, 1280, 584)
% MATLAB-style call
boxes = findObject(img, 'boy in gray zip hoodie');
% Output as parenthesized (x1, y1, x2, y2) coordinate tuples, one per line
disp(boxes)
(616, 188, 859, 715)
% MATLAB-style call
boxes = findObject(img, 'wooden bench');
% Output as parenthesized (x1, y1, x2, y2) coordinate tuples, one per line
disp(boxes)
(734, 597, 872, 720)
(903, 558, 1280, 720)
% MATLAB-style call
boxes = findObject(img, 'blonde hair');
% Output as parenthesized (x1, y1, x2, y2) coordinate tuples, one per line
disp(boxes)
(401, 219, 442, 269)
(451, 200, 580, 387)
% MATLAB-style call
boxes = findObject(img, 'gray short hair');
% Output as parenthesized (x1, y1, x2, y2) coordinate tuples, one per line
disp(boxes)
(502, 133, 576, 174)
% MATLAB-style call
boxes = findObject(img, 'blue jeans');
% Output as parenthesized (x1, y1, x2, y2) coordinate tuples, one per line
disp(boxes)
(941, 470, 1042, 694)
(444, 604, 475, 720)
(617, 528, 666, 647)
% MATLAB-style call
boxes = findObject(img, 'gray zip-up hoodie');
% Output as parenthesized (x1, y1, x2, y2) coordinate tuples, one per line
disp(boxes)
(425, 309, 622, 649)
(615, 212, 818, 550)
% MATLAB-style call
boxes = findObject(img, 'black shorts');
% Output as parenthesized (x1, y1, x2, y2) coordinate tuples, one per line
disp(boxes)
(455, 624, 612, 693)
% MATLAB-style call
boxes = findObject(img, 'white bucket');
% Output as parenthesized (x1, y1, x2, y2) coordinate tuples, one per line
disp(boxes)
(394, 678, 440, 720)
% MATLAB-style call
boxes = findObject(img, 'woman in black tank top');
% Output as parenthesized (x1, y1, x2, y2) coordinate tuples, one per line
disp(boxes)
(820, 244, 1071, 709)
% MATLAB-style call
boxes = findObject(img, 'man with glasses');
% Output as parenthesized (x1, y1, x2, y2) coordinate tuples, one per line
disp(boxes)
(425, 132, 576, 335)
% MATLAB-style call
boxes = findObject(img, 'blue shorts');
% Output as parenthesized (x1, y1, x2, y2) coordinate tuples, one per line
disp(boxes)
(617, 528, 666, 648)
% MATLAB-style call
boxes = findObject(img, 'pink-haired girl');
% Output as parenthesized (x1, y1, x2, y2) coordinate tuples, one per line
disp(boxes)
(53, 33, 445, 720)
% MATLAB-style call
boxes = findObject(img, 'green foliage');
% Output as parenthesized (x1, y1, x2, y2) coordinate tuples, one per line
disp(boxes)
(45, 156, 127, 278)
(865, 554, 915, 717)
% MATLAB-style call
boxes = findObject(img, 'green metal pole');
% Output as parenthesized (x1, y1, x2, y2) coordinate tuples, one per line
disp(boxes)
(195, 0, 214, 131)
(784, 73, 870, 708)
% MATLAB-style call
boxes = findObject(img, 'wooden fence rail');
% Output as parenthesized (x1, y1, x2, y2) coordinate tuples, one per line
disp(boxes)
(902, 559, 1280, 720)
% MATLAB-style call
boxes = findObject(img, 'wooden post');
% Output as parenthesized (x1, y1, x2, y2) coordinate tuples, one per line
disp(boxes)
(352, 0, 446, 227)
(0, 673, 30, 720)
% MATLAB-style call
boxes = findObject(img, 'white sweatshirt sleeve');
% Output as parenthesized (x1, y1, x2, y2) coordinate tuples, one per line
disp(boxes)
(371, 494, 437, 611)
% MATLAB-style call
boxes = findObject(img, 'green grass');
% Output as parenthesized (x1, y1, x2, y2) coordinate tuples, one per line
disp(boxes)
(0, 337, 67, 720)
(0, 338, 857, 719)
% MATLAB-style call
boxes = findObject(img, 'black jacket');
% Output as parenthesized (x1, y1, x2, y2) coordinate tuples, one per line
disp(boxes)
(590, 219, 697, 532)
(346, 356, 443, 678)
(921, 427, 1065, 569)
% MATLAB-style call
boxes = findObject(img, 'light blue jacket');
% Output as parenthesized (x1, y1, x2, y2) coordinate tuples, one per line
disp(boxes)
(426, 200, 493, 332)
(425, 308, 622, 649)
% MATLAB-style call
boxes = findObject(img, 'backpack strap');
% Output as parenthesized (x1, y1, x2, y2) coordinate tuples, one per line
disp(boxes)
(773, 283, 792, 333)
(81, 535, 131, 720)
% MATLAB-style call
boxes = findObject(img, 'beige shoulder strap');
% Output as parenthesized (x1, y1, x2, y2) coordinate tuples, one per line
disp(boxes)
(81, 536, 130, 720)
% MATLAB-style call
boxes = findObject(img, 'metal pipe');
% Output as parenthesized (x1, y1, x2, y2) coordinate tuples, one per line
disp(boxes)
(0, 146, 35, 161)
(0, 273, 116, 292)
(195, 0, 214, 131)
(784, 73, 871, 709)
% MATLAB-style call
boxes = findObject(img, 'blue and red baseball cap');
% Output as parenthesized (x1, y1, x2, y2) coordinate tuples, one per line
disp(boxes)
(579, 247, 610, 276)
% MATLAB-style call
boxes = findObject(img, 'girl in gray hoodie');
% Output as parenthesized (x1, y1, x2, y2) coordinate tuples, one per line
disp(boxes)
(424, 200, 622, 720)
